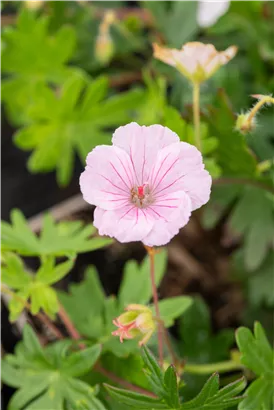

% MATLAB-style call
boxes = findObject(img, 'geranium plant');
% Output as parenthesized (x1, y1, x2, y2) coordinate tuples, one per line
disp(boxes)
(1, 2, 274, 410)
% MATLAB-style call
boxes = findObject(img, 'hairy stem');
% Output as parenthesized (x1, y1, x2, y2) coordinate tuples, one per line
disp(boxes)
(145, 246, 164, 366)
(184, 360, 243, 375)
(193, 82, 201, 151)
(247, 95, 274, 127)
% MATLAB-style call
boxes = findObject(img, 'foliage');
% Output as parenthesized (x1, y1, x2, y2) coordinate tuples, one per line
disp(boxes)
(105, 347, 246, 409)
(2, 8, 77, 125)
(1, 2, 274, 410)
(1, 209, 112, 257)
(236, 322, 274, 410)
(1, 325, 104, 410)
(229, 186, 274, 271)
(58, 251, 192, 356)
(13, 73, 144, 186)
(2, 252, 74, 321)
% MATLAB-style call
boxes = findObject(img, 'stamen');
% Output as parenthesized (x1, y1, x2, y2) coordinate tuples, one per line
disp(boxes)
(131, 184, 154, 208)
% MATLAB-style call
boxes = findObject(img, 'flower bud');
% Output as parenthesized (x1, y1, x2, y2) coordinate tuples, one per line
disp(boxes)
(112, 304, 156, 346)
(95, 33, 114, 66)
(95, 11, 116, 66)
(25, 0, 43, 10)
(235, 112, 256, 135)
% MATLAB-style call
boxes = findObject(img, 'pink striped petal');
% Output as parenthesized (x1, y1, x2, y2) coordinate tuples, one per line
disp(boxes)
(112, 123, 179, 185)
(142, 193, 192, 247)
(150, 142, 211, 211)
(80, 145, 134, 210)
(93, 205, 154, 243)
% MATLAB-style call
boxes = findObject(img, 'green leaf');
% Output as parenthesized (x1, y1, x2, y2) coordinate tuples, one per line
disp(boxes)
(104, 384, 167, 409)
(58, 267, 106, 340)
(13, 74, 144, 186)
(248, 251, 274, 306)
(236, 322, 274, 410)
(143, 2, 198, 47)
(118, 250, 167, 308)
(2, 326, 104, 410)
(36, 257, 74, 285)
(1, 9, 76, 125)
(180, 373, 246, 409)
(2, 253, 74, 321)
(178, 297, 234, 363)
(60, 344, 101, 377)
(1, 209, 112, 257)
(1, 252, 31, 289)
(229, 187, 274, 271)
(164, 366, 180, 408)
(206, 89, 257, 178)
(142, 346, 165, 398)
(155, 296, 193, 327)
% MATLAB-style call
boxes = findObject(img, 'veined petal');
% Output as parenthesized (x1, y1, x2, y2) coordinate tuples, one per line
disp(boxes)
(112, 123, 179, 185)
(149, 141, 211, 211)
(80, 145, 134, 210)
(93, 206, 154, 243)
(142, 193, 192, 247)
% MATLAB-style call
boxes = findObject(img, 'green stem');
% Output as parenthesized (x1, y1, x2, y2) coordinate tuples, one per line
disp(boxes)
(184, 360, 243, 375)
(193, 82, 201, 151)
(247, 95, 274, 127)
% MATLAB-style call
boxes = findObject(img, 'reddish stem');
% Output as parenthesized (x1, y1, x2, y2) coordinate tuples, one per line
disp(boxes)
(96, 364, 157, 398)
(146, 246, 164, 366)
(57, 301, 156, 397)
(58, 303, 81, 340)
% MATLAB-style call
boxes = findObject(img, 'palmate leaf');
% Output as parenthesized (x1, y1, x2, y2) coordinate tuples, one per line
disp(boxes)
(1, 209, 112, 257)
(2, 8, 77, 125)
(14, 72, 144, 186)
(180, 373, 246, 409)
(2, 252, 74, 321)
(105, 347, 179, 409)
(236, 322, 274, 410)
(2, 325, 105, 410)
(106, 348, 245, 410)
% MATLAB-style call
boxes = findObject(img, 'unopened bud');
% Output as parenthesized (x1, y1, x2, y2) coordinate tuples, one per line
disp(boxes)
(112, 304, 156, 346)
(95, 32, 114, 65)
(25, 0, 43, 10)
(95, 11, 116, 66)
(235, 112, 256, 135)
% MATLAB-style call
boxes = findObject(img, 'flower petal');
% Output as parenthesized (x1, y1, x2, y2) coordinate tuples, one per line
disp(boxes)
(142, 192, 192, 247)
(150, 141, 211, 211)
(80, 145, 134, 210)
(93, 205, 154, 243)
(112, 123, 179, 185)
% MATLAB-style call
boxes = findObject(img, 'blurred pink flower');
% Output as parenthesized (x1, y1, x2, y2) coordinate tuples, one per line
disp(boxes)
(80, 123, 211, 246)
(153, 42, 237, 84)
(112, 304, 155, 345)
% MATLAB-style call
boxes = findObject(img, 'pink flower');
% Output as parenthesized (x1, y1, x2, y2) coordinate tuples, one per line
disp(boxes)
(80, 123, 211, 246)
(153, 42, 237, 84)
